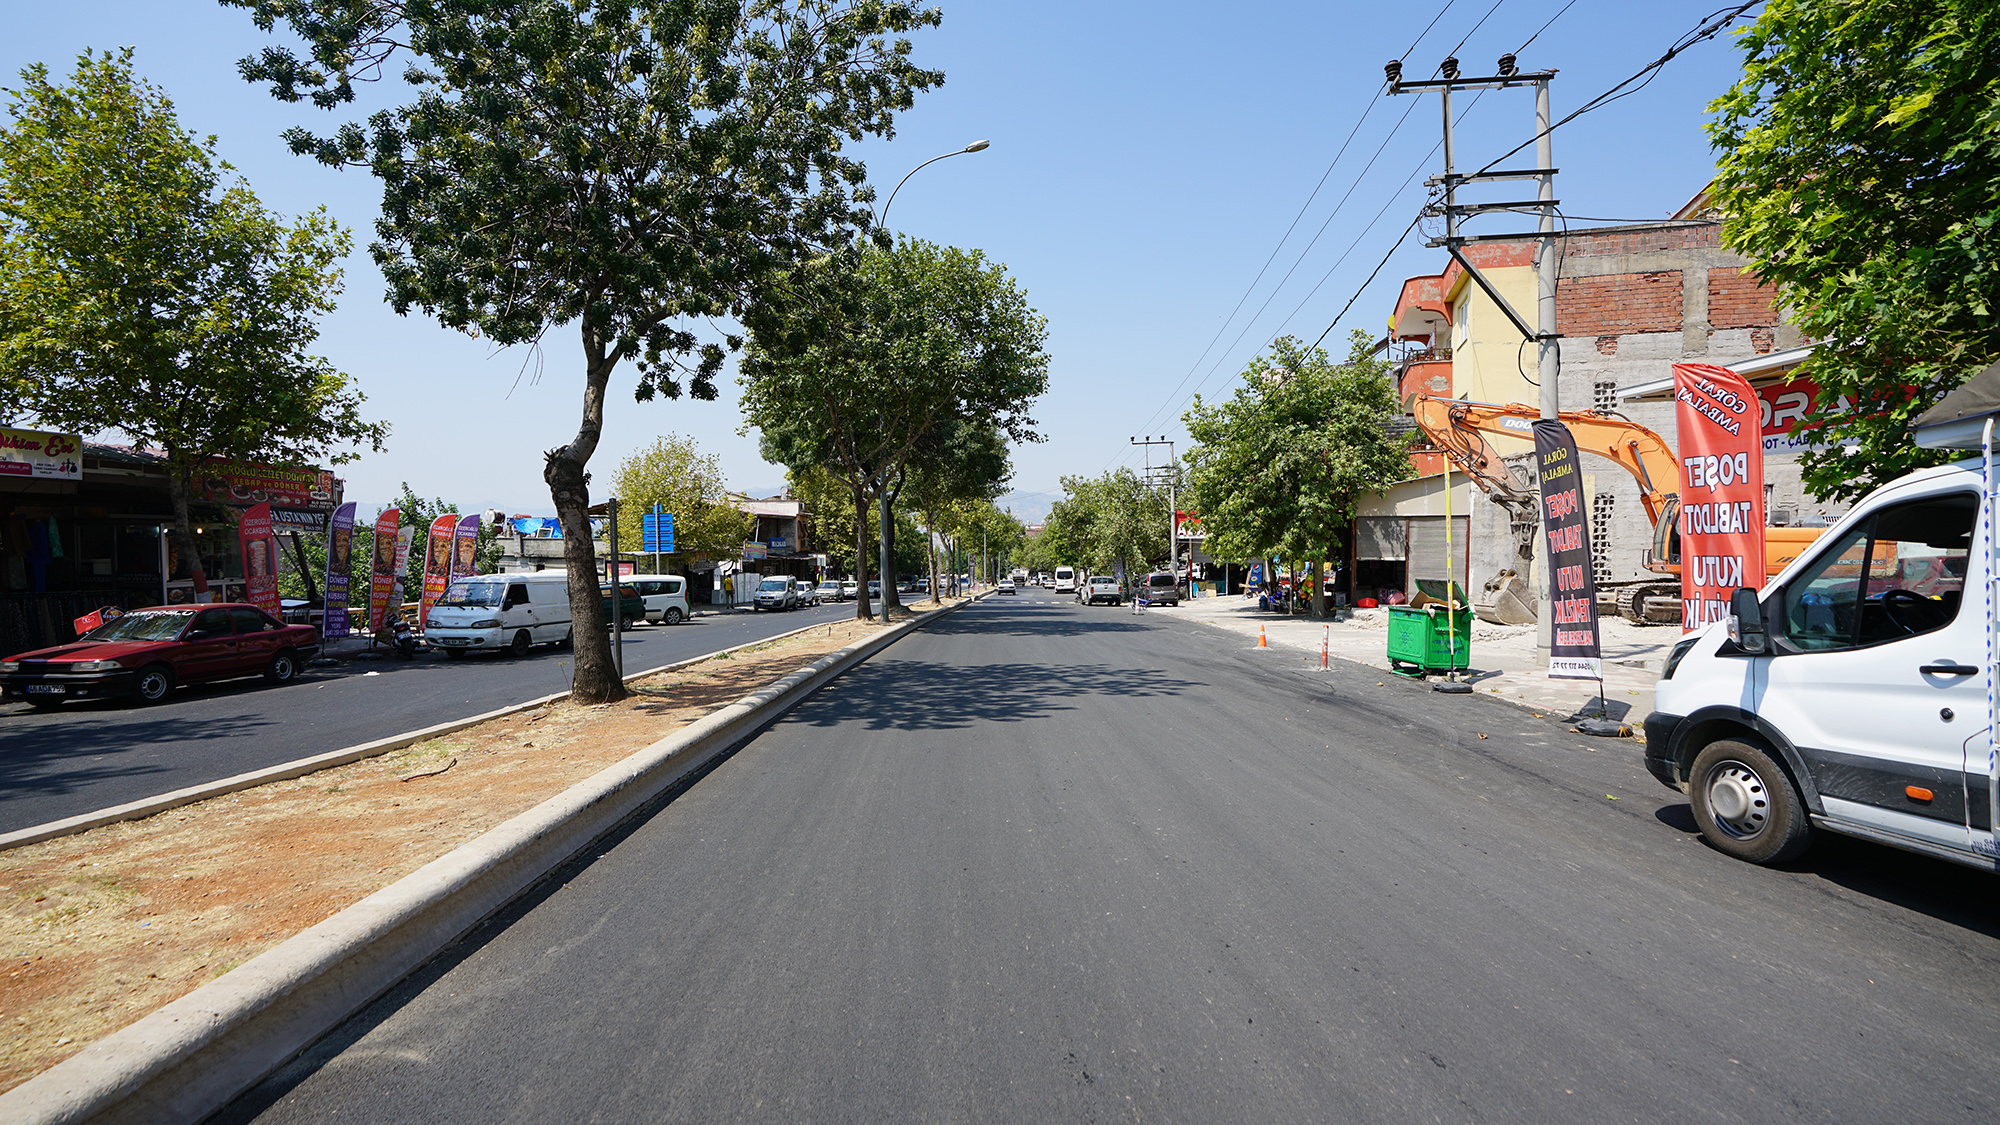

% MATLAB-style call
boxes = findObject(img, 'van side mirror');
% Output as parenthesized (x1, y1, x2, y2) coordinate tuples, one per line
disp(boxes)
(1726, 586, 1768, 654)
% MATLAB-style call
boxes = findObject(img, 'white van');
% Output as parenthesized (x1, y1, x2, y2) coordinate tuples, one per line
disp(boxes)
(1053, 566, 1077, 594)
(627, 574, 691, 624)
(425, 573, 574, 658)
(1649, 455, 1995, 869)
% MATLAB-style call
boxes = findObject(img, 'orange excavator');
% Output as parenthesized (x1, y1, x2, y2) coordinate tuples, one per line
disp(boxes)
(1406, 395, 1823, 624)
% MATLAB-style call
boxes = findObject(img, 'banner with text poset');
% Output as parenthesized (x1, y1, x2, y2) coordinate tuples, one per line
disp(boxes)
(1673, 362, 1767, 634)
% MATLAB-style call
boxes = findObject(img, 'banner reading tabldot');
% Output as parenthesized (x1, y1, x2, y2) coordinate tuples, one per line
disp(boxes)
(1673, 362, 1766, 633)
(1533, 420, 1603, 680)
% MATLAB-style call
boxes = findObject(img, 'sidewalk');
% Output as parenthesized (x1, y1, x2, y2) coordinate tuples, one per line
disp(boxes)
(1153, 593, 1676, 728)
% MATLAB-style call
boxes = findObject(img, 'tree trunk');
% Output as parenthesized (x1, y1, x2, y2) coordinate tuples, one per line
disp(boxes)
(923, 501, 943, 605)
(879, 487, 901, 614)
(1311, 556, 1325, 618)
(288, 532, 320, 605)
(852, 482, 873, 622)
(549, 335, 622, 704)
(164, 465, 210, 600)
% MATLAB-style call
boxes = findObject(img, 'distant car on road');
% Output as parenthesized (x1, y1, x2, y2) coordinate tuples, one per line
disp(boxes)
(867, 580, 882, 599)
(1142, 571, 1183, 606)
(840, 580, 859, 601)
(997, 578, 1017, 595)
(0, 604, 320, 708)
(1080, 576, 1123, 606)
(815, 580, 843, 604)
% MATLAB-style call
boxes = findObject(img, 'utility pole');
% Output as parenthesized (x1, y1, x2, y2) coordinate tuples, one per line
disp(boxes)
(1130, 436, 1177, 592)
(1387, 53, 1561, 653)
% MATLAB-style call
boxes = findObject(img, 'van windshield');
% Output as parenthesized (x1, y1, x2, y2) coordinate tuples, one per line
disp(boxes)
(440, 579, 505, 607)
(758, 578, 788, 591)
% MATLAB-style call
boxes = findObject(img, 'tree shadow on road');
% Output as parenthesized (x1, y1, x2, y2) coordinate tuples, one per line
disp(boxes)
(923, 600, 1159, 639)
(799, 657, 1200, 732)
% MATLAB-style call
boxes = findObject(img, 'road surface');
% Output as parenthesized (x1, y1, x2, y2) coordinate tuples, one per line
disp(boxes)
(220, 587, 2000, 1122)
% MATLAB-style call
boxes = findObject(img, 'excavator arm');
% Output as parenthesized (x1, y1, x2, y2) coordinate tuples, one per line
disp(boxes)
(1406, 395, 1679, 526)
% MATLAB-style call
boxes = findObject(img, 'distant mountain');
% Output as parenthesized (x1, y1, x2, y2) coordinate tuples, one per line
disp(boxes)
(994, 490, 1059, 526)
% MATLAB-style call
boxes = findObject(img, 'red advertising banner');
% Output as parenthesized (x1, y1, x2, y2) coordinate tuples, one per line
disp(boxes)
(419, 514, 458, 626)
(1674, 362, 1767, 633)
(238, 503, 280, 615)
(368, 509, 402, 634)
(450, 513, 482, 578)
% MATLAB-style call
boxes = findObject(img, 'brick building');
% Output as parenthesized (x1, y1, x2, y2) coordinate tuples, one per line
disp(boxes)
(1358, 196, 1840, 620)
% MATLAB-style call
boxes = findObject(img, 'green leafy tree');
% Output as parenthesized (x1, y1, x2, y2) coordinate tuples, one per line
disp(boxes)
(1708, 0, 2000, 502)
(1044, 469, 1169, 580)
(0, 50, 385, 599)
(741, 237, 1048, 620)
(903, 416, 1009, 602)
(1183, 332, 1410, 615)
(611, 434, 753, 570)
(788, 464, 863, 576)
(228, 0, 941, 701)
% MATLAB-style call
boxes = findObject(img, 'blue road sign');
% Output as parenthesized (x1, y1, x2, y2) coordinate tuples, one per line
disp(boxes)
(641, 510, 676, 553)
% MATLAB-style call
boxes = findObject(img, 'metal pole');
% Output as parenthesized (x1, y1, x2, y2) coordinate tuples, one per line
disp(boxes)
(608, 497, 623, 678)
(1535, 76, 1559, 657)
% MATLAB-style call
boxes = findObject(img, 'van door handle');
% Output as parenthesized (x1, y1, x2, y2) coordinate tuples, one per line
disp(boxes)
(1920, 662, 1979, 676)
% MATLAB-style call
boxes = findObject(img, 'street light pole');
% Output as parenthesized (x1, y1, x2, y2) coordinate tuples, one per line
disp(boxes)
(869, 139, 991, 624)
(877, 140, 991, 229)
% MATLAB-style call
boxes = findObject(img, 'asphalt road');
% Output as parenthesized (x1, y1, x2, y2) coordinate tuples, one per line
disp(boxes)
(0, 600, 875, 834)
(223, 586, 2000, 1123)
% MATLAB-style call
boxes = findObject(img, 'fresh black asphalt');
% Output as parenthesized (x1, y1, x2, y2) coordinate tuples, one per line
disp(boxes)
(0, 601, 865, 833)
(201, 587, 2000, 1121)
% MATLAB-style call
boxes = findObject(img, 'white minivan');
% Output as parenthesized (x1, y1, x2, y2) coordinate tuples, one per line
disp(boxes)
(1648, 457, 1995, 870)
(627, 574, 691, 624)
(1053, 566, 1077, 594)
(425, 573, 574, 658)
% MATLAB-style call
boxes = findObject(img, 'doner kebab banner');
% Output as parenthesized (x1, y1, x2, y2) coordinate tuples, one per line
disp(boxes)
(450, 513, 482, 578)
(238, 502, 281, 615)
(323, 501, 358, 639)
(367, 508, 401, 634)
(1673, 362, 1766, 633)
(419, 514, 459, 626)
(1533, 420, 1603, 681)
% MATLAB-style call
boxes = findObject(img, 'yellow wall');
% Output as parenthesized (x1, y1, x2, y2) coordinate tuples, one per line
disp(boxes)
(1449, 262, 1540, 456)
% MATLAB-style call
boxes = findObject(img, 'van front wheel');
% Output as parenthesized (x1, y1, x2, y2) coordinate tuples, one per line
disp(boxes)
(1690, 739, 1811, 865)
(510, 630, 532, 658)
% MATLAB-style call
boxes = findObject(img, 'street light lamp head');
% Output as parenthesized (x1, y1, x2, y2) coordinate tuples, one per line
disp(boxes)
(964, 139, 991, 152)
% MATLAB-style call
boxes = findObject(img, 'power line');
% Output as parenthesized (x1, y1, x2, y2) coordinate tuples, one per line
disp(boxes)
(1311, 211, 1429, 351)
(1126, 0, 1478, 443)
(1467, 2, 1761, 182)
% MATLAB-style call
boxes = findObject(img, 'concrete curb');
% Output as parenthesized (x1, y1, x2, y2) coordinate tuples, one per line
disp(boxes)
(0, 598, 974, 1125)
(0, 615, 847, 853)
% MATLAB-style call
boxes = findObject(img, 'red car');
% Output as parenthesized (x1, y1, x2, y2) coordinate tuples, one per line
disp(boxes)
(0, 604, 321, 708)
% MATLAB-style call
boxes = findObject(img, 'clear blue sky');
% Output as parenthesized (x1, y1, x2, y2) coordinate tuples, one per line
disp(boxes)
(5, 2, 1760, 516)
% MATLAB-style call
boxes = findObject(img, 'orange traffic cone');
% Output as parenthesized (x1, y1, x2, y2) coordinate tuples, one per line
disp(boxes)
(1258, 624, 1268, 648)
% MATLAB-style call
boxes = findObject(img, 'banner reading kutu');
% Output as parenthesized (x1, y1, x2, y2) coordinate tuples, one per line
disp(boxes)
(1533, 420, 1603, 680)
(1673, 362, 1766, 633)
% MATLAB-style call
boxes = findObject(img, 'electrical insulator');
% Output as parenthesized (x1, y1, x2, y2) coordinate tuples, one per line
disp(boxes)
(1440, 56, 1460, 80)
(1497, 53, 1518, 76)
(1384, 59, 1403, 84)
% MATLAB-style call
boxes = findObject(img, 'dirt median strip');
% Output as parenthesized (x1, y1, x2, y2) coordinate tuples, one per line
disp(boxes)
(0, 599, 968, 1115)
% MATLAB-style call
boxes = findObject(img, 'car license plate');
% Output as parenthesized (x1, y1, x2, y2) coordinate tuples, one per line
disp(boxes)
(439, 637, 471, 646)
(25, 684, 65, 694)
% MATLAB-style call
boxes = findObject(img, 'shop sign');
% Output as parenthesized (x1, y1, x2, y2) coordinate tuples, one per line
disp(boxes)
(1755, 374, 1851, 455)
(743, 543, 768, 560)
(1175, 510, 1205, 540)
(198, 459, 341, 531)
(0, 427, 82, 480)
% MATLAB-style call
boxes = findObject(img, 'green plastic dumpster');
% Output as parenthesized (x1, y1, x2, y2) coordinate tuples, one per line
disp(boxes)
(1386, 604, 1471, 675)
